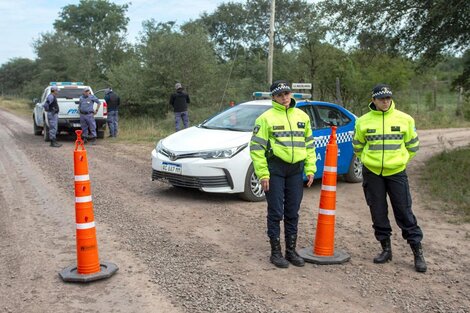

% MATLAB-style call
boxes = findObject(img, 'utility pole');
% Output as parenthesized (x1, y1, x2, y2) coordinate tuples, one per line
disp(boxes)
(267, 0, 275, 85)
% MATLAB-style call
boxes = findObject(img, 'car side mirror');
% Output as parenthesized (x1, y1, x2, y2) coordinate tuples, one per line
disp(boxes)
(32, 98, 38, 104)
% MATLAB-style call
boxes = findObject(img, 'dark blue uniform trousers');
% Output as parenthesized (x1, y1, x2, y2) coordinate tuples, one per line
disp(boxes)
(362, 165, 423, 244)
(265, 158, 304, 240)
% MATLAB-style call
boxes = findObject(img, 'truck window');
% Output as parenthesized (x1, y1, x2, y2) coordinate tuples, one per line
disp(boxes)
(57, 88, 86, 99)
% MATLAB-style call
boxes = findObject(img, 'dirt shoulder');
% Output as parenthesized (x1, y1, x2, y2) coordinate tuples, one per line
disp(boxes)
(0, 108, 469, 313)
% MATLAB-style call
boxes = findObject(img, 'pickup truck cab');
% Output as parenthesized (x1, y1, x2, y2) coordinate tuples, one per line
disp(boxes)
(33, 82, 107, 141)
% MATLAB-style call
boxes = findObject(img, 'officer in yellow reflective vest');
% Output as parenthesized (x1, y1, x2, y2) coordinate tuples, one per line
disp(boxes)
(250, 80, 316, 268)
(353, 84, 427, 273)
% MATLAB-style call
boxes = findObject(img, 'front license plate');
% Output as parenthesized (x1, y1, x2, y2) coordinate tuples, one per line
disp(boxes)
(162, 162, 182, 174)
(72, 123, 81, 128)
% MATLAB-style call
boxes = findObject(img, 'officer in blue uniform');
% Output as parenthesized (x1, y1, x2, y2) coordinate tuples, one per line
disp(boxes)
(78, 87, 101, 144)
(44, 86, 62, 147)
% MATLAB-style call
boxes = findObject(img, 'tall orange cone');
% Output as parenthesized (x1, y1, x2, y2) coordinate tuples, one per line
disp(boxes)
(299, 126, 350, 264)
(59, 130, 118, 282)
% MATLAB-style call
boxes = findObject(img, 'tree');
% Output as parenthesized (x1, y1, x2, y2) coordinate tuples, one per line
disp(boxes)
(0, 58, 38, 96)
(320, 0, 470, 63)
(199, 0, 320, 59)
(53, 0, 130, 78)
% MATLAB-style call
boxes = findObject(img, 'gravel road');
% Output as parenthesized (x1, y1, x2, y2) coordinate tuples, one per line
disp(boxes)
(1, 108, 469, 313)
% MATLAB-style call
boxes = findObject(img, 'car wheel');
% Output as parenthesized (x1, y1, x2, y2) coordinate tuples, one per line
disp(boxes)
(239, 164, 265, 202)
(344, 155, 362, 183)
(43, 124, 50, 142)
(33, 115, 42, 136)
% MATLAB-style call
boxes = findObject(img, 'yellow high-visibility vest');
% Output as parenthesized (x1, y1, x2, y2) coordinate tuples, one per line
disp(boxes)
(353, 101, 419, 176)
(250, 100, 316, 180)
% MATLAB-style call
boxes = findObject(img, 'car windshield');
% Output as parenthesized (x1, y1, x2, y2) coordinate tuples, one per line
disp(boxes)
(200, 104, 270, 132)
(56, 88, 88, 99)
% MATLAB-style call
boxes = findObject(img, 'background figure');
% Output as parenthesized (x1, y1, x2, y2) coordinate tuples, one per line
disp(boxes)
(78, 87, 101, 145)
(353, 84, 427, 273)
(169, 82, 190, 131)
(44, 85, 62, 147)
(105, 87, 120, 137)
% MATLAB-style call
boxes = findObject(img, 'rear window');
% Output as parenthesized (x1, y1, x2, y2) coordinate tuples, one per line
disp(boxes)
(56, 88, 87, 99)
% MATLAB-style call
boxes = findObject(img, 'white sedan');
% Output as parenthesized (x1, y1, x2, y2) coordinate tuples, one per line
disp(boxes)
(151, 98, 362, 201)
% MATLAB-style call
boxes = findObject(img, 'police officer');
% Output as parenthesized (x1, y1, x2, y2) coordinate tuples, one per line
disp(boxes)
(104, 87, 120, 137)
(250, 80, 316, 268)
(78, 87, 101, 144)
(44, 86, 62, 148)
(353, 84, 427, 272)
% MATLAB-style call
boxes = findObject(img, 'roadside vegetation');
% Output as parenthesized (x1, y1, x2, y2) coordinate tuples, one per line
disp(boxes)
(420, 145, 470, 222)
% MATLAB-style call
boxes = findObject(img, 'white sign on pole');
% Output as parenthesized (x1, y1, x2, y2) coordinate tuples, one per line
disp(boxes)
(292, 83, 312, 89)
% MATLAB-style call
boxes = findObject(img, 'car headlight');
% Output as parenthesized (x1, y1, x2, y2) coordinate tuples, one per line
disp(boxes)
(197, 143, 248, 159)
(155, 140, 162, 152)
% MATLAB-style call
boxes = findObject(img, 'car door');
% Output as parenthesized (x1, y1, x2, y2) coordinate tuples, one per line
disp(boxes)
(312, 104, 354, 176)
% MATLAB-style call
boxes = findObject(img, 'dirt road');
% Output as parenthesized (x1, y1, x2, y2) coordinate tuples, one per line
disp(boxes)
(1, 108, 469, 313)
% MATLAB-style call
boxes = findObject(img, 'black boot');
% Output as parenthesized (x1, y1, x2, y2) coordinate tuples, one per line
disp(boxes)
(269, 238, 289, 268)
(374, 238, 392, 263)
(50, 140, 62, 148)
(285, 234, 305, 267)
(410, 243, 427, 273)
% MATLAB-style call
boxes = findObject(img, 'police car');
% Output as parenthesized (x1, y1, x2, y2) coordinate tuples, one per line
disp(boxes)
(151, 93, 362, 201)
(33, 82, 107, 141)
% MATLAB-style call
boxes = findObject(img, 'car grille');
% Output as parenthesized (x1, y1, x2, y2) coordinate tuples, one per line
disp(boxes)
(152, 170, 231, 189)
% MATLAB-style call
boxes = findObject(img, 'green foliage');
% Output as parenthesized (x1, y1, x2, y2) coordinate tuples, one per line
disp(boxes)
(320, 0, 470, 62)
(420, 145, 470, 221)
(53, 0, 130, 79)
(0, 58, 38, 96)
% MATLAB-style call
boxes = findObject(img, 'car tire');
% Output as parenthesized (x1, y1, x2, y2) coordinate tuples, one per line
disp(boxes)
(43, 124, 50, 142)
(239, 164, 265, 202)
(97, 130, 105, 139)
(33, 115, 42, 136)
(344, 155, 362, 183)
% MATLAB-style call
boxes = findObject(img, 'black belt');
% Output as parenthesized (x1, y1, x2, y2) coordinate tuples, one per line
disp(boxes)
(80, 111, 93, 114)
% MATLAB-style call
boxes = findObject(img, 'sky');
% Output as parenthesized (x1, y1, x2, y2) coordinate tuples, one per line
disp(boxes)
(0, 0, 245, 66)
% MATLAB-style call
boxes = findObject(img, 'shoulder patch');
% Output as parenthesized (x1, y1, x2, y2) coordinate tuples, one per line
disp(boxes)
(297, 122, 305, 129)
(253, 125, 260, 134)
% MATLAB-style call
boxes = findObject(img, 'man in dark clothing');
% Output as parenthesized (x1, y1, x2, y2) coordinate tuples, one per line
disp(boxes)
(44, 86, 62, 147)
(169, 83, 190, 131)
(104, 87, 120, 138)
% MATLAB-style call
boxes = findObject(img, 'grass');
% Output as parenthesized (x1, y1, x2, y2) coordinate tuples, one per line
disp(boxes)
(0, 96, 33, 117)
(118, 105, 226, 144)
(419, 145, 470, 222)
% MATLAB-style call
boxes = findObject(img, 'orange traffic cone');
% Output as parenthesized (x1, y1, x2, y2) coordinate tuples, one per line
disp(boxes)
(299, 126, 350, 264)
(59, 130, 118, 282)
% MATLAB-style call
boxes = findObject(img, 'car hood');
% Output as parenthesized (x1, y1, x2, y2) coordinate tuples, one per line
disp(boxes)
(161, 126, 251, 153)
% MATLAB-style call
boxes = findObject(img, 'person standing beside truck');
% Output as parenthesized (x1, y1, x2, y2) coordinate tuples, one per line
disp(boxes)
(104, 87, 120, 138)
(43, 86, 62, 148)
(78, 87, 101, 145)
